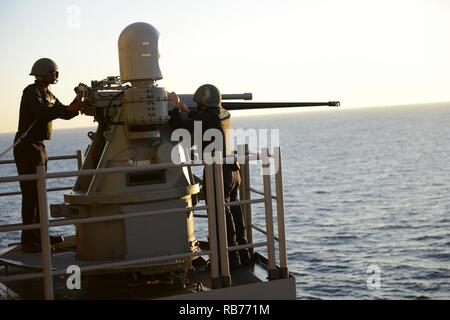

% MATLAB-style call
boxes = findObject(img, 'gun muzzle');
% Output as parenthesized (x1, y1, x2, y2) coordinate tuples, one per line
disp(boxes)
(221, 93, 253, 100)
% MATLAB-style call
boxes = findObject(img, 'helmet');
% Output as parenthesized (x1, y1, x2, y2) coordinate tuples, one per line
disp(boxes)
(30, 58, 58, 76)
(193, 84, 221, 109)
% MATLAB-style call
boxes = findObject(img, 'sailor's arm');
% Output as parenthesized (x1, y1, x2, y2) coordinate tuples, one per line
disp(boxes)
(24, 86, 81, 121)
(53, 84, 88, 119)
(168, 92, 190, 113)
(168, 92, 208, 132)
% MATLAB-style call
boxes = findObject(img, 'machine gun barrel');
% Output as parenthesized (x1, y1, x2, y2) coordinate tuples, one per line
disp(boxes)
(222, 101, 340, 110)
(178, 93, 253, 108)
(178, 92, 340, 110)
(221, 93, 253, 100)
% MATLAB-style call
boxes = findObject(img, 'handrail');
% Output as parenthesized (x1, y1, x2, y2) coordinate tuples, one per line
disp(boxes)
(0, 250, 212, 283)
(274, 147, 288, 278)
(0, 155, 258, 183)
(204, 162, 220, 288)
(249, 187, 278, 200)
(213, 153, 231, 287)
(0, 154, 79, 165)
(0, 241, 269, 284)
(0, 206, 208, 233)
(0, 145, 289, 299)
(0, 186, 72, 197)
(225, 198, 265, 207)
(0, 150, 83, 198)
(0, 162, 202, 183)
(250, 223, 280, 242)
(36, 165, 53, 299)
(261, 148, 277, 280)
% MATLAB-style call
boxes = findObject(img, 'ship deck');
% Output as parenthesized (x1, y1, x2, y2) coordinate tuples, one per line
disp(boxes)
(0, 244, 295, 300)
(0, 147, 295, 300)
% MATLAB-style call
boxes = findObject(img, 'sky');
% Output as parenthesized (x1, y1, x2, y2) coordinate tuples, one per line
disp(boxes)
(0, 0, 449, 133)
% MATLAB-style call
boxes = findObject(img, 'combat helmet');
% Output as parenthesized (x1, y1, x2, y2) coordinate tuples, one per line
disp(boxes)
(193, 84, 221, 109)
(30, 58, 58, 77)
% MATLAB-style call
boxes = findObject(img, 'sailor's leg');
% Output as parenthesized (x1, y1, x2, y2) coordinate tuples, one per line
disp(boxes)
(222, 167, 241, 268)
(229, 171, 251, 264)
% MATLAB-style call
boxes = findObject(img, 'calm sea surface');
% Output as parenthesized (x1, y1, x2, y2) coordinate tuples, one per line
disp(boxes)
(1, 103, 449, 299)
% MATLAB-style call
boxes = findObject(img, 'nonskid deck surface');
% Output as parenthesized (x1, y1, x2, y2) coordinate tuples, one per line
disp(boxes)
(0, 244, 275, 299)
(0, 244, 190, 271)
(1, 245, 88, 270)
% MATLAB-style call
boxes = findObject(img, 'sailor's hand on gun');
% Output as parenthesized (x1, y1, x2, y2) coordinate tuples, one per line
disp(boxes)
(67, 102, 82, 113)
(68, 83, 89, 113)
(168, 92, 190, 113)
(76, 83, 91, 101)
(73, 83, 87, 95)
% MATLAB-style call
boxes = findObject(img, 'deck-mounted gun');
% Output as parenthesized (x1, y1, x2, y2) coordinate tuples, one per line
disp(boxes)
(80, 84, 340, 127)
(60, 22, 340, 270)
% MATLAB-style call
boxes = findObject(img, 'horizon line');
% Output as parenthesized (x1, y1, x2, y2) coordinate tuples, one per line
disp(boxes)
(1, 100, 449, 135)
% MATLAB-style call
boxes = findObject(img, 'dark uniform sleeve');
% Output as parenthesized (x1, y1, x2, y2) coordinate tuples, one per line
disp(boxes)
(169, 109, 217, 132)
(53, 97, 79, 120)
(23, 86, 78, 122)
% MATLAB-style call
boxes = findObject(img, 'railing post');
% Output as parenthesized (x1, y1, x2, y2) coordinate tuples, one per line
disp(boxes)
(238, 144, 253, 254)
(274, 147, 288, 278)
(261, 148, 278, 280)
(76, 150, 83, 170)
(204, 159, 220, 289)
(213, 152, 231, 287)
(36, 165, 54, 300)
(237, 144, 246, 217)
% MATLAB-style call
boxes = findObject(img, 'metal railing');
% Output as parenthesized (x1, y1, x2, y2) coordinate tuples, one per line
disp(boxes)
(0, 145, 288, 300)
(0, 150, 83, 197)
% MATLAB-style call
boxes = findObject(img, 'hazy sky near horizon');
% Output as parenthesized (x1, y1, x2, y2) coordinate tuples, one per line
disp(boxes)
(1, 0, 449, 133)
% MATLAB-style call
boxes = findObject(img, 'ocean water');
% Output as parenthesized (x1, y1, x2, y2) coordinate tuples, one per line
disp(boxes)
(1, 103, 449, 299)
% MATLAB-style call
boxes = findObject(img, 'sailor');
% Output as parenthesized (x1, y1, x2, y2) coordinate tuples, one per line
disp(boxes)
(13, 58, 85, 253)
(169, 84, 251, 268)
